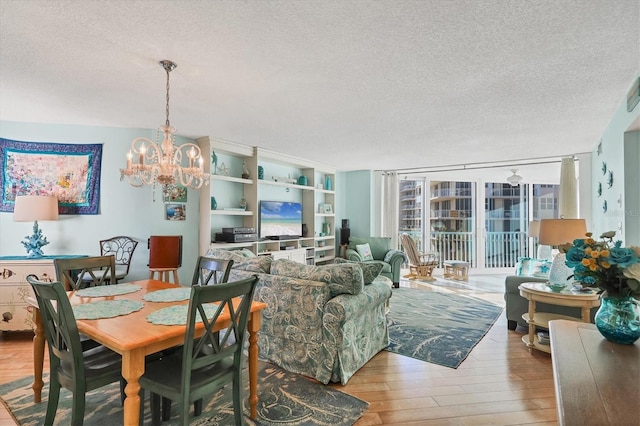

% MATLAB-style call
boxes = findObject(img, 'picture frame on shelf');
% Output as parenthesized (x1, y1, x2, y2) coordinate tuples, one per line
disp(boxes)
(323, 203, 333, 214)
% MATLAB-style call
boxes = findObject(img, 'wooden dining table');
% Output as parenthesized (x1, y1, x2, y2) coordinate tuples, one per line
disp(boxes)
(29, 279, 267, 425)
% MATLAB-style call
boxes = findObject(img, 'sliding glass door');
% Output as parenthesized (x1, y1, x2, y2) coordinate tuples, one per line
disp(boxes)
(399, 178, 559, 271)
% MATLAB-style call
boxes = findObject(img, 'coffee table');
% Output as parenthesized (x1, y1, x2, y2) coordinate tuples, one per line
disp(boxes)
(518, 282, 600, 353)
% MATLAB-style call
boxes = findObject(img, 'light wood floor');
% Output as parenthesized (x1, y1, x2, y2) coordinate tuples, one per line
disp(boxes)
(0, 274, 556, 425)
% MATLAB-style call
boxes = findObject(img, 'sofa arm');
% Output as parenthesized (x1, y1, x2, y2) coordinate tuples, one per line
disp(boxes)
(345, 248, 363, 262)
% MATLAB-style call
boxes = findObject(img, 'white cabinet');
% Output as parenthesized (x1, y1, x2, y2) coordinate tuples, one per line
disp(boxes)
(197, 137, 336, 264)
(269, 248, 307, 264)
(0, 258, 56, 331)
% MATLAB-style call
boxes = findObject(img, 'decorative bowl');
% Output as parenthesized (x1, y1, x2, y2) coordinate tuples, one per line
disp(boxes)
(546, 283, 567, 293)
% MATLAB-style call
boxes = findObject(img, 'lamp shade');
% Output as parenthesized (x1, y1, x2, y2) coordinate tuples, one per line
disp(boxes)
(527, 221, 540, 238)
(13, 195, 59, 222)
(538, 218, 586, 246)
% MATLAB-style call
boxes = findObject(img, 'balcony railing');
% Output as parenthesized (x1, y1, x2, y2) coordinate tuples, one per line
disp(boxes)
(400, 231, 531, 269)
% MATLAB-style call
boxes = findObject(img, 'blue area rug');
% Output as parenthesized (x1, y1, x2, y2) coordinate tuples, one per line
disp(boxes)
(386, 288, 503, 368)
(0, 362, 368, 425)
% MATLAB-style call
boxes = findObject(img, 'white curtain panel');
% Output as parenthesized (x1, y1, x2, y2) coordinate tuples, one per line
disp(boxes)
(382, 171, 399, 249)
(558, 157, 578, 219)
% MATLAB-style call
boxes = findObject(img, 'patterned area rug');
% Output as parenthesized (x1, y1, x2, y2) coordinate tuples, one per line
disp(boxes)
(386, 288, 503, 368)
(0, 362, 368, 426)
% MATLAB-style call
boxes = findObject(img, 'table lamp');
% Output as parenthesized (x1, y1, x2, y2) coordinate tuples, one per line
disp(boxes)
(527, 220, 551, 259)
(539, 218, 587, 285)
(13, 195, 59, 258)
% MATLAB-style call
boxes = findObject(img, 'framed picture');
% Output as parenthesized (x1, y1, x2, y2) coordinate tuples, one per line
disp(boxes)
(323, 203, 333, 214)
(165, 204, 186, 221)
(0, 139, 102, 214)
(162, 183, 187, 203)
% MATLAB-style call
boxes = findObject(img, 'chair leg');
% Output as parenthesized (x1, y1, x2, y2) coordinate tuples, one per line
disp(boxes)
(194, 398, 203, 416)
(44, 380, 61, 426)
(232, 373, 245, 425)
(151, 392, 162, 426)
(70, 384, 87, 426)
(162, 396, 172, 421)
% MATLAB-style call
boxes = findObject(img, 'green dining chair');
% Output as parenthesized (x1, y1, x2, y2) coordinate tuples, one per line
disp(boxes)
(191, 256, 234, 286)
(139, 275, 259, 426)
(26, 275, 124, 426)
(54, 255, 117, 290)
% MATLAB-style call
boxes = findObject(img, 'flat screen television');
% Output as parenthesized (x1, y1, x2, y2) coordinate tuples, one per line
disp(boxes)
(259, 201, 302, 239)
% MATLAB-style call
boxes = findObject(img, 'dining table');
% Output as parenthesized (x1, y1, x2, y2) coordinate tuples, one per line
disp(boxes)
(29, 278, 267, 425)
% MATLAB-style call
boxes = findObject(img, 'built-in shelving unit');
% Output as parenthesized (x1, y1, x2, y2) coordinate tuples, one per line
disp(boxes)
(197, 137, 336, 264)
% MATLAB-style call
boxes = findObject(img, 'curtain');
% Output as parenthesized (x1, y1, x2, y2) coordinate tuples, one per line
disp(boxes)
(382, 171, 399, 249)
(559, 157, 578, 218)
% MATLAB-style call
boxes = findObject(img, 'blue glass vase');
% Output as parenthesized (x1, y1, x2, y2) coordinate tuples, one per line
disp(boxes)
(595, 295, 640, 345)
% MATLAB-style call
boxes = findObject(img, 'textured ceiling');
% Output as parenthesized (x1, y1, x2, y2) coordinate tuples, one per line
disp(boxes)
(0, 0, 638, 172)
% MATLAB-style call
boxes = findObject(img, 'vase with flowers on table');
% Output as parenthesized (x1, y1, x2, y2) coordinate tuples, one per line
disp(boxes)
(565, 231, 640, 344)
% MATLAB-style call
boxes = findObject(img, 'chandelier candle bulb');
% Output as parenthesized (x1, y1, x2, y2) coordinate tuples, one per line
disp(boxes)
(126, 151, 132, 170)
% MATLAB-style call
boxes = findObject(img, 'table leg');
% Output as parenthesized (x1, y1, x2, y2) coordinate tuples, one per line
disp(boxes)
(247, 311, 262, 420)
(32, 308, 45, 403)
(121, 349, 145, 426)
(527, 299, 536, 353)
(581, 306, 590, 323)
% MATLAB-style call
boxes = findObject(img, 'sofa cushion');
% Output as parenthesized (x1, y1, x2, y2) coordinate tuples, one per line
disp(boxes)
(516, 257, 532, 276)
(334, 258, 384, 284)
(270, 259, 364, 296)
(205, 248, 272, 273)
(355, 243, 374, 261)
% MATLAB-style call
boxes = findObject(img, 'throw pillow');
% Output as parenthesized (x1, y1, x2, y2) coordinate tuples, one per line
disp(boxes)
(356, 243, 374, 261)
(205, 248, 271, 273)
(529, 259, 552, 278)
(334, 258, 383, 284)
(516, 257, 532, 276)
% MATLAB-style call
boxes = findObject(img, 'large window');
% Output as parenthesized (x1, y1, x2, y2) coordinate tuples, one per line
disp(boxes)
(399, 178, 559, 270)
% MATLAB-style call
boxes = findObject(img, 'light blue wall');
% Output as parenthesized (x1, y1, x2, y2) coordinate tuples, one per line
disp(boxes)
(591, 72, 640, 244)
(0, 121, 200, 284)
(340, 170, 376, 239)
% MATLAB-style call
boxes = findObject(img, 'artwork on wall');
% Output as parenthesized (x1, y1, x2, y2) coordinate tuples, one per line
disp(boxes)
(0, 139, 102, 214)
(162, 184, 187, 203)
(165, 204, 186, 221)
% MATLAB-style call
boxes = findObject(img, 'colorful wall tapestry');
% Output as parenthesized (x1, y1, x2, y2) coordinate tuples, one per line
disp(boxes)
(0, 139, 102, 214)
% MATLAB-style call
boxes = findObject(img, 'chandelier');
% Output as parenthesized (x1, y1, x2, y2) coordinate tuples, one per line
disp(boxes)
(120, 60, 209, 189)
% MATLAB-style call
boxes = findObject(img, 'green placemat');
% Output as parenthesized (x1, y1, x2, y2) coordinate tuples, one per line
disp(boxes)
(143, 287, 192, 302)
(147, 303, 219, 325)
(76, 284, 141, 298)
(73, 300, 144, 320)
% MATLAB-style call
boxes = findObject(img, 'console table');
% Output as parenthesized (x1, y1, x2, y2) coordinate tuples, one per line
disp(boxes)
(549, 320, 640, 425)
(0, 255, 85, 331)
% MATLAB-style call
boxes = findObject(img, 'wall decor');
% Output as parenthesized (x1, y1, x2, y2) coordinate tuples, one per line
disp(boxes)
(0, 139, 102, 214)
(602, 200, 608, 213)
(597, 182, 602, 197)
(607, 170, 614, 188)
(162, 184, 187, 203)
(601, 162, 607, 175)
(165, 204, 186, 221)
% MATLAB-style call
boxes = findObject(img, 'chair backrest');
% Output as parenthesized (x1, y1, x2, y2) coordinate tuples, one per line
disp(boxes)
(400, 233, 421, 265)
(148, 235, 182, 268)
(54, 255, 117, 290)
(100, 236, 138, 275)
(191, 256, 234, 286)
(26, 275, 86, 383)
(181, 276, 258, 392)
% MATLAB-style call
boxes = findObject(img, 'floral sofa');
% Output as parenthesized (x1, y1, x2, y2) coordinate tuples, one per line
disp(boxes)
(206, 248, 393, 385)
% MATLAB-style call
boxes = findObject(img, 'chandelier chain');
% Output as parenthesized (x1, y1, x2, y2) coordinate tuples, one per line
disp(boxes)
(165, 64, 171, 127)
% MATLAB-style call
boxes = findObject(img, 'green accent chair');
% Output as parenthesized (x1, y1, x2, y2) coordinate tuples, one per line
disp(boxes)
(140, 276, 259, 426)
(346, 236, 406, 288)
(26, 275, 124, 426)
